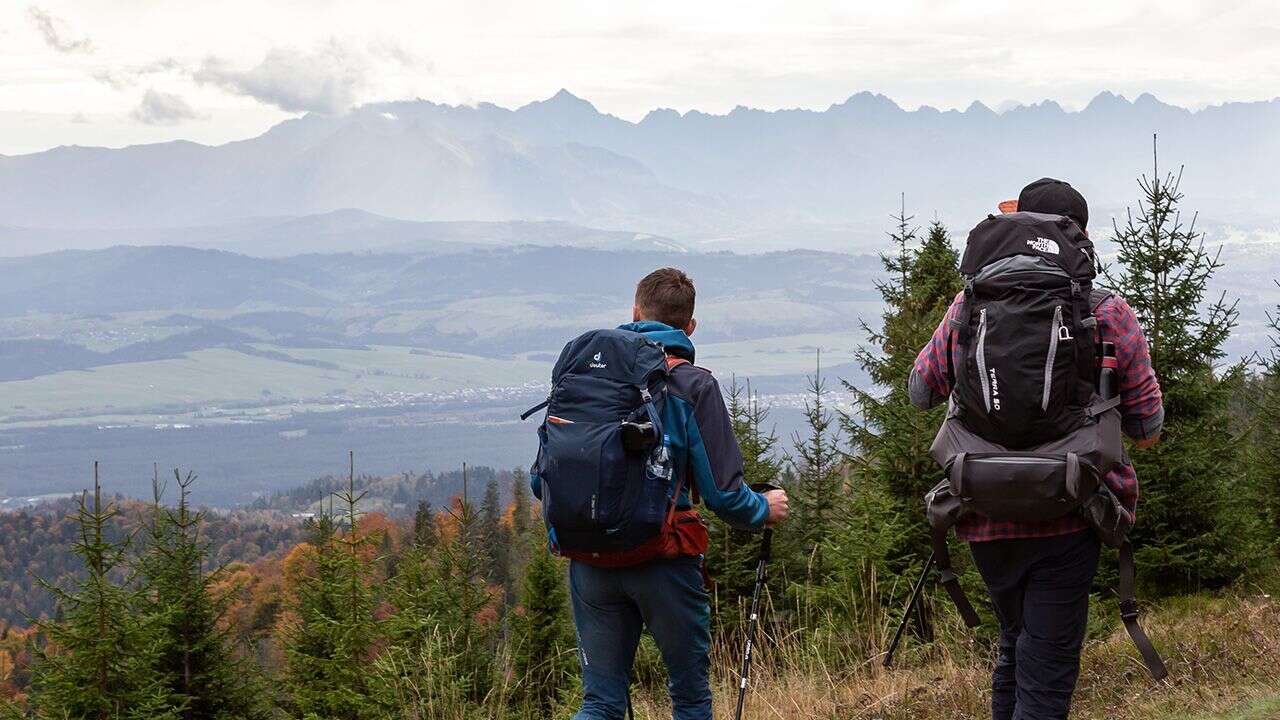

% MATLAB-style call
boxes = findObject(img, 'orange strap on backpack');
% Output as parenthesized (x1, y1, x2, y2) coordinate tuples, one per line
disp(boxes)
(664, 356, 700, 506)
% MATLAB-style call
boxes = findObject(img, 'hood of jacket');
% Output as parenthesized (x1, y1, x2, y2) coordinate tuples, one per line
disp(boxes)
(618, 320, 695, 363)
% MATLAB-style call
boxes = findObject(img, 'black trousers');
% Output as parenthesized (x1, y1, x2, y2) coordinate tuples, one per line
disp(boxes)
(968, 530, 1100, 720)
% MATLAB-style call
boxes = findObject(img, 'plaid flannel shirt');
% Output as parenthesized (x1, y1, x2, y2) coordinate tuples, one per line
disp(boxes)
(914, 291, 1163, 542)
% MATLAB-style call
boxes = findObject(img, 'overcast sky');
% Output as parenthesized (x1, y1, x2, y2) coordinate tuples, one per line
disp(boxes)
(1, 0, 1277, 155)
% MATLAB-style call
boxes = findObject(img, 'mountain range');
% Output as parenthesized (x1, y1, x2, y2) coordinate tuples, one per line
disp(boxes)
(2, 90, 1277, 255)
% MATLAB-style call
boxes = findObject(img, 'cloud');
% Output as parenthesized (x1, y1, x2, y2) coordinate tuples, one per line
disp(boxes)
(27, 5, 93, 54)
(93, 58, 183, 91)
(194, 40, 375, 114)
(131, 88, 202, 125)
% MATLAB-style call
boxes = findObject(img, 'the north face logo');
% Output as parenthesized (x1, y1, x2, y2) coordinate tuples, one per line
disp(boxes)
(588, 352, 607, 369)
(1027, 237, 1060, 255)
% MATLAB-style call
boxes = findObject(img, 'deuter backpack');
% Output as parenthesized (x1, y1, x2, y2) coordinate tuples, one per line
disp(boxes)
(925, 211, 1167, 679)
(523, 328, 706, 566)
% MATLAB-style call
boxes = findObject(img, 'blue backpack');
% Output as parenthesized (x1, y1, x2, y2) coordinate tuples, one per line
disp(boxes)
(522, 328, 678, 554)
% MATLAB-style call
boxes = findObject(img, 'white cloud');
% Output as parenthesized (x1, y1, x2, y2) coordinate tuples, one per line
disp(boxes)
(26, 5, 93, 54)
(93, 58, 183, 91)
(193, 40, 380, 114)
(131, 88, 202, 125)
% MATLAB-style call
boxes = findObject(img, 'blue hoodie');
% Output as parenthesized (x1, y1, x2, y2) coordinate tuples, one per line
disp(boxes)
(531, 321, 769, 531)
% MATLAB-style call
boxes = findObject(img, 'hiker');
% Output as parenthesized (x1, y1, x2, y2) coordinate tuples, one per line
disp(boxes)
(909, 179, 1164, 719)
(527, 267, 790, 720)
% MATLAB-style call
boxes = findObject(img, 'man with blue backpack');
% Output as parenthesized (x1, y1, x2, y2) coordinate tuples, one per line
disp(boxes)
(525, 267, 790, 720)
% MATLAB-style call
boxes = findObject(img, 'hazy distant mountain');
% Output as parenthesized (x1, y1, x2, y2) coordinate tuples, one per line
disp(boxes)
(0, 242, 880, 361)
(0, 246, 333, 314)
(2, 90, 1276, 251)
(0, 210, 687, 258)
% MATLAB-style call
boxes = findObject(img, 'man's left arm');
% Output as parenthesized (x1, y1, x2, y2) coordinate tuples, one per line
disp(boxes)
(685, 373, 769, 529)
(1102, 295, 1164, 445)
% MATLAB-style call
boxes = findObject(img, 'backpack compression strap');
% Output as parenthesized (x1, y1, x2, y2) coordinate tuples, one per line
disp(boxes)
(929, 524, 982, 628)
(1118, 541, 1169, 680)
(929, 455, 982, 628)
(1087, 288, 1167, 679)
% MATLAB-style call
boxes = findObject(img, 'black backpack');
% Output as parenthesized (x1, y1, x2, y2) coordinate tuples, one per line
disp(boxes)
(926, 212, 1167, 679)
(522, 328, 677, 556)
(951, 213, 1100, 448)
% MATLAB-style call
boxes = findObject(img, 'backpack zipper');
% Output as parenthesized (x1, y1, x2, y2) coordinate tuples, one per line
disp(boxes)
(976, 307, 991, 412)
(970, 456, 1059, 465)
(1042, 305, 1064, 411)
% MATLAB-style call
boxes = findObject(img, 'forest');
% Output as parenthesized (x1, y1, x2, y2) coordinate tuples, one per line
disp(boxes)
(1, 150, 1278, 719)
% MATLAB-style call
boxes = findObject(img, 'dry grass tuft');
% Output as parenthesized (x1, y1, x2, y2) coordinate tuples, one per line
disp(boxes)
(630, 591, 1280, 719)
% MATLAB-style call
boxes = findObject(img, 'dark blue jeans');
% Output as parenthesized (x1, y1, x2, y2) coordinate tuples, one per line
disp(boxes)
(968, 530, 1101, 720)
(568, 556, 712, 720)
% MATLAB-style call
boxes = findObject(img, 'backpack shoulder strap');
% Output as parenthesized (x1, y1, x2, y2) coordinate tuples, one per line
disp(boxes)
(1080, 287, 1114, 342)
(1089, 287, 1114, 312)
(663, 354, 700, 504)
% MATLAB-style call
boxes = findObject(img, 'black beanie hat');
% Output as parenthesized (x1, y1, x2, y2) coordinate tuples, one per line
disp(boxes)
(1017, 178, 1089, 231)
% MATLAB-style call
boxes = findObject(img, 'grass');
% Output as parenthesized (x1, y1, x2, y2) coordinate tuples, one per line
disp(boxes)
(1181, 696, 1280, 720)
(0, 332, 863, 425)
(627, 590, 1280, 720)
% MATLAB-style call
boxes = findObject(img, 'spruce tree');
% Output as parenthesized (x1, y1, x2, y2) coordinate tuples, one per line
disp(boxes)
(1103, 138, 1261, 589)
(141, 469, 270, 720)
(817, 209, 963, 647)
(788, 353, 846, 586)
(23, 464, 176, 720)
(411, 500, 436, 549)
(434, 484, 497, 704)
(704, 378, 783, 629)
(507, 535, 576, 718)
(1239, 369, 1280, 564)
(841, 212, 962, 566)
(511, 468, 533, 540)
(479, 478, 512, 592)
(280, 453, 382, 719)
(508, 468, 537, 606)
(1251, 323, 1280, 547)
(379, 467, 496, 710)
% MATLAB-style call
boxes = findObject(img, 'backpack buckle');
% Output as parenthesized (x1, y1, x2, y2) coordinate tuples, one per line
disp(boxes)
(1058, 325, 1074, 342)
(1119, 599, 1140, 621)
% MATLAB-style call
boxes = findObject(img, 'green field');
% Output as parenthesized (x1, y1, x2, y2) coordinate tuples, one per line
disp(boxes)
(0, 331, 864, 428)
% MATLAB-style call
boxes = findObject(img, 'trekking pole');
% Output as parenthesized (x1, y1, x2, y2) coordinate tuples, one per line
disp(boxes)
(734, 483, 780, 720)
(883, 551, 936, 668)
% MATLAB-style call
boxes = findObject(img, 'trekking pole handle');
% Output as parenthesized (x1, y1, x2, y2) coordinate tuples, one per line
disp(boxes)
(750, 482, 783, 561)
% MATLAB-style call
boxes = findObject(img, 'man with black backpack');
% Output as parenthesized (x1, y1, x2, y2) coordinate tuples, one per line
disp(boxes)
(526, 267, 790, 720)
(909, 179, 1165, 719)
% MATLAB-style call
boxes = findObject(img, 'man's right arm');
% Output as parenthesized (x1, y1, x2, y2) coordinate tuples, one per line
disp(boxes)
(909, 292, 965, 411)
